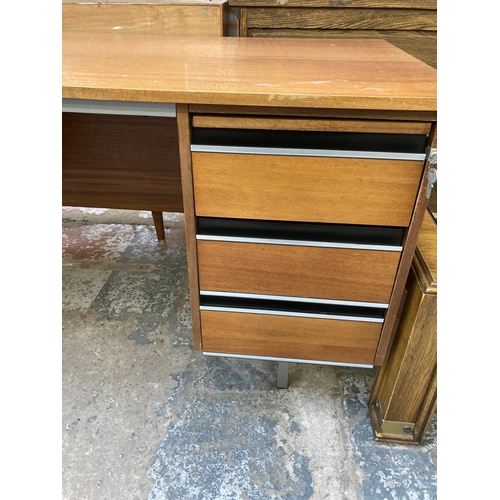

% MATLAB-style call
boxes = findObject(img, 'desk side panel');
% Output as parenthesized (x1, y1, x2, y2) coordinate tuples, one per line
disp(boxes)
(62, 113, 183, 212)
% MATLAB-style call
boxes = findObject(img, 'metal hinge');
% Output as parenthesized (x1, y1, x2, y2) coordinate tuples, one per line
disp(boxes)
(426, 147, 437, 165)
(425, 147, 437, 199)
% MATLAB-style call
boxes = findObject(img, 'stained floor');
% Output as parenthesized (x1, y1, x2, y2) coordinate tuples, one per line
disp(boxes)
(62, 207, 437, 500)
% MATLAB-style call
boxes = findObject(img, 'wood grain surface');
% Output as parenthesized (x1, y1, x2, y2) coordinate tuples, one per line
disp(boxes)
(373, 124, 436, 365)
(62, 3, 225, 36)
(62, 113, 183, 212)
(246, 29, 436, 69)
(368, 202, 436, 443)
(413, 209, 437, 293)
(201, 310, 381, 364)
(246, 8, 436, 31)
(192, 115, 432, 134)
(177, 105, 203, 350)
(228, 1, 436, 8)
(233, 1, 437, 69)
(192, 153, 423, 226)
(377, 270, 436, 423)
(63, 0, 227, 4)
(62, 34, 437, 111)
(189, 104, 436, 122)
(197, 240, 401, 303)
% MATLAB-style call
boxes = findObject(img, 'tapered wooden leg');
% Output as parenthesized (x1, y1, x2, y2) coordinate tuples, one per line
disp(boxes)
(152, 211, 165, 241)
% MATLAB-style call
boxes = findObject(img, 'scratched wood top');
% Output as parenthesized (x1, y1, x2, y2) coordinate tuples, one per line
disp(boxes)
(62, 34, 436, 111)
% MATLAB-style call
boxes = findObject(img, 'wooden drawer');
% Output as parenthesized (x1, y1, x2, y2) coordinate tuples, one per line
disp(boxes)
(197, 239, 400, 304)
(192, 152, 423, 226)
(201, 310, 381, 365)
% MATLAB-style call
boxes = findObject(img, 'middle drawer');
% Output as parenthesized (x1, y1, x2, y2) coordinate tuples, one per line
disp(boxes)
(197, 239, 401, 304)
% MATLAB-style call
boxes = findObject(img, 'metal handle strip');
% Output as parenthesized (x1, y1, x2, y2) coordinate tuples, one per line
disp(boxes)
(62, 98, 177, 117)
(190, 144, 425, 161)
(200, 305, 384, 323)
(200, 290, 389, 309)
(202, 351, 373, 369)
(196, 234, 402, 252)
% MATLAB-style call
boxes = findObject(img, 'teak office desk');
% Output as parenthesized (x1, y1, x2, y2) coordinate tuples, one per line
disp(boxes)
(62, 33, 436, 375)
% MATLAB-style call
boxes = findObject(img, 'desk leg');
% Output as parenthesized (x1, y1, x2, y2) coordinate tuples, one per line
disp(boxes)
(152, 211, 166, 241)
(277, 362, 290, 389)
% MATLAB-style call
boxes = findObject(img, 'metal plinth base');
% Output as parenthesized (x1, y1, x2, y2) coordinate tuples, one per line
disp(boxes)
(277, 362, 290, 389)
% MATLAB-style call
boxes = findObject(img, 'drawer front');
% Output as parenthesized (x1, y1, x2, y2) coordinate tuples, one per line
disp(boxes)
(201, 310, 381, 365)
(192, 152, 423, 226)
(197, 240, 400, 304)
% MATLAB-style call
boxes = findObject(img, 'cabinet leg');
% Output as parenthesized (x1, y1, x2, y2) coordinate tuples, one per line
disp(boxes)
(277, 362, 289, 389)
(152, 211, 166, 241)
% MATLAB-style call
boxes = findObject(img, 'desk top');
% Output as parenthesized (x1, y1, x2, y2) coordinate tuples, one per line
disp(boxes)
(62, 34, 436, 111)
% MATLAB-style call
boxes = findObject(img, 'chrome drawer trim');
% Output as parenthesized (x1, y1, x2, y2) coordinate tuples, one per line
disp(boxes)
(203, 352, 373, 369)
(190, 144, 425, 161)
(196, 234, 402, 252)
(200, 305, 384, 323)
(62, 98, 177, 117)
(200, 290, 389, 309)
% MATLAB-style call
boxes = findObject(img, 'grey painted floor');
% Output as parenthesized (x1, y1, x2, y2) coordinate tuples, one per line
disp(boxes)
(62, 208, 437, 500)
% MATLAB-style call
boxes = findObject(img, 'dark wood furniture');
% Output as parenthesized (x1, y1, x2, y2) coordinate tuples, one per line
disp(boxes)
(369, 208, 437, 444)
(62, 32, 436, 401)
(228, 0, 436, 69)
(62, 1, 230, 240)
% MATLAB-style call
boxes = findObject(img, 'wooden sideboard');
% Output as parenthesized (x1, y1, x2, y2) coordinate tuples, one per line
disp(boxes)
(63, 34, 436, 372)
(369, 208, 437, 444)
(228, 0, 436, 69)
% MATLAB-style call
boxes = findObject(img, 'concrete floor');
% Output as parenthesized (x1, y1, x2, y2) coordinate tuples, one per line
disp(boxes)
(62, 207, 437, 500)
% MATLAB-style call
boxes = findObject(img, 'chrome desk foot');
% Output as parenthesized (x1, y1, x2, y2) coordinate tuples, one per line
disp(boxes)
(277, 362, 290, 389)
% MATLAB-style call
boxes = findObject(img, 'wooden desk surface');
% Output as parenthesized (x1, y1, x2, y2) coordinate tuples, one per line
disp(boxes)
(62, 34, 436, 111)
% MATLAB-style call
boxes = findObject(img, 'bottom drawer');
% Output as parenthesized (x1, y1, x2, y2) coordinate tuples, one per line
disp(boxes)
(201, 310, 381, 365)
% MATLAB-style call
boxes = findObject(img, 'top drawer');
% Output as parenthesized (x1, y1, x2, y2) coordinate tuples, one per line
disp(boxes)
(190, 116, 428, 227)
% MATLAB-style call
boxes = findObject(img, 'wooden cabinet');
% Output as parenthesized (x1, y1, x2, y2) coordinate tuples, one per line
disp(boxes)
(368, 208, 437, 443)
(229, 1, 437, 68)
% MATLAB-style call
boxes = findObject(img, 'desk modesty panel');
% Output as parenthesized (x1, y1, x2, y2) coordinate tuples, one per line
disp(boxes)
(62, 34, 437, 368)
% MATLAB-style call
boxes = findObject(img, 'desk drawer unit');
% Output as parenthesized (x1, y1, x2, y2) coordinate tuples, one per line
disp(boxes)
(185, 113, 432, 368)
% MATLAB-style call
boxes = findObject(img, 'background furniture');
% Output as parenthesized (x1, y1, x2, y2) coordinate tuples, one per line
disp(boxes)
(228, 0, 436, 69)
(63, 0, 232, 37)
(62, 1, 234, 241)
(369, 208, 437, 444)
